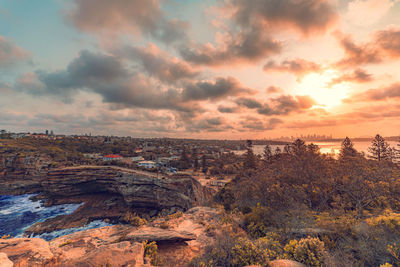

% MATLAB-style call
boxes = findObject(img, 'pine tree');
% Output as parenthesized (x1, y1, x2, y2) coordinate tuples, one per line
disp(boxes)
(201, 154, 207, 174)
(339, 137, 357, 159)
(243, 140, 256, 169)
(262, 144, 273, 163)
(192, 149, 199, 171)
(368, 134, 392, 162)
(274, 147, 281, 156)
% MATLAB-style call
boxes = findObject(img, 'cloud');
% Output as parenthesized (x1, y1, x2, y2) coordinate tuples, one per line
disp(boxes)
(117, 43, 199, 84)
(347, 0, 396, 26)
(266, 86, 283, 94)
(257, 95, 316, 116)
(179, 26, 282, 66)
(185, 117, 233, 132)
(347, 83, 400, 102)
(263, 58, 322, 79)
(0, 35, 30, 68)
(218, 105, 240, 113)
(328, 68, 373, 86)
(235, 97, 263, 109)
(239, 117, 283, 131)
(374, 27, 400, 58)
(229, 0, 339, 36)
(182, 77, 253, 102)
(334, 32, 381, 68)
(65, 0, 188, 43)
(15, 50, 252, 115)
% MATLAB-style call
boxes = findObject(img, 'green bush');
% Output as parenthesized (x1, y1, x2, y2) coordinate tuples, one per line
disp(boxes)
(284, 236, 326, 267)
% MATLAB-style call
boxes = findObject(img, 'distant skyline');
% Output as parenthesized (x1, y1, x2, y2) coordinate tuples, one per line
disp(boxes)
(2, 0, 400, 139)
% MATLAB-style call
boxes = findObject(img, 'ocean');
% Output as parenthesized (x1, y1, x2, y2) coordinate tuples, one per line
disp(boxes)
(0, 194, 111, 241)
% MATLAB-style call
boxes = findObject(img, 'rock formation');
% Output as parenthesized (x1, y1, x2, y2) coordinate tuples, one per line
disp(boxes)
(0, 165, 213, 235)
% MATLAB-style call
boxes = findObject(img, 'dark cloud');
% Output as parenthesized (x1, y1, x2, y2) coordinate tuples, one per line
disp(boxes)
(182, 77, 254, 102)
(118, 44, 199, 84)
(185, 117, 233, 132)
(263, 58, 322, 79)
(240, 117, 283, 131)
(0, 35, 30, 67)
(230, 0, 338, 36)
(179, 26, 281, 66)
(235, 97, 263, 109)
(218, 105, 240, 113)
(257, 95, 316, 116)
(65, 0, 188, 43)
(328, 68, 373, 86)
(15, 50, 252, 115)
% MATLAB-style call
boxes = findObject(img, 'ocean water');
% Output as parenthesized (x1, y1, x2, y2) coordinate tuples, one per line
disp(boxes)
(0, 194, 111, 241)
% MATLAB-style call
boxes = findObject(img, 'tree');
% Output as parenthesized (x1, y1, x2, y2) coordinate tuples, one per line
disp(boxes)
(339, 137, 357, 159)
(179, 147, 191, 169)
(244, 140, 257, 169)
(368, 134, 392, 162)
(201, 154, 207, 174)
(262, 144, 273, 163)
(192, 148, 199, 171)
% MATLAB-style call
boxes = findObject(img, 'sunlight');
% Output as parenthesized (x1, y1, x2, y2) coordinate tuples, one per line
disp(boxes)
(296, 70, 349, 109)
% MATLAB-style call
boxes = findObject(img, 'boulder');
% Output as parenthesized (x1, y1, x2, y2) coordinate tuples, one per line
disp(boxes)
(0, 238, 54, 267)
(0, 253, 13, 267)
(125, 226, 197, 243)
(269, 259, 306, 267)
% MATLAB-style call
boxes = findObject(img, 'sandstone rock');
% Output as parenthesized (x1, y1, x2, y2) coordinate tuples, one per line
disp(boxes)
(0, 238, 54, 267)
(125, 226, 197, 243)
(0, 253, 13, 267)
(269, 259, 306, 267)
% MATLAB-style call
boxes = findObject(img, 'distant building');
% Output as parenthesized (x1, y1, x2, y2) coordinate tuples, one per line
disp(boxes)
(130, 156, 145, 162)
(138, 160, 156, 169)
(103, 154, 123, 161)
(83, 153, 102, 159)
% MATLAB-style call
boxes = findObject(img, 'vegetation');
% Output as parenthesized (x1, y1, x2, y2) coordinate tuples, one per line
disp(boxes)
(143, 240, 162, 266)
(122, 211, 148, 227)
(208, 136, 400, 266)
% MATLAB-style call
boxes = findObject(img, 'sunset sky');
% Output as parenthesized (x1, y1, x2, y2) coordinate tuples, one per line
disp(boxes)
(1, 0, 400, 139)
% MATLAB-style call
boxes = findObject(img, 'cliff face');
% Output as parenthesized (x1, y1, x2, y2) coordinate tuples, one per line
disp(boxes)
(0, 165, 213, 234)
(1, 166, 211, 210)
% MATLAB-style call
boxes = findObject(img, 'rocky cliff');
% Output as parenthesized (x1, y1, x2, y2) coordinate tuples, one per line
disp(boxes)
(0, 165, 213, 234)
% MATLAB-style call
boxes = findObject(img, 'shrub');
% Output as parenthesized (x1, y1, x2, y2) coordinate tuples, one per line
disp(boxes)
(58, 240, 72, 247)
(231, 237, 269, 266)
(122, 211, 147, 227)
(284, 236, 326, 267)
(143, 240, 162, 266)
(387, 242, 400, 265)
(189, 228, 282, 267)
(0, 234, 11, 239)
(167, 210, 184, 220)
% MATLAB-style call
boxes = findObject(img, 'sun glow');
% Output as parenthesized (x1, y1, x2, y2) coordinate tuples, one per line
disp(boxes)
(297, 70, 349, 109)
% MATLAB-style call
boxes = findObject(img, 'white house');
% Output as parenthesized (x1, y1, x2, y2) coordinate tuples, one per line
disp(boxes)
(138, 160, 156, 169)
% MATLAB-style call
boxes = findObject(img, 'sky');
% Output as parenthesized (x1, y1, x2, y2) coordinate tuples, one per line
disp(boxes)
(1, 0, 400, 139)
